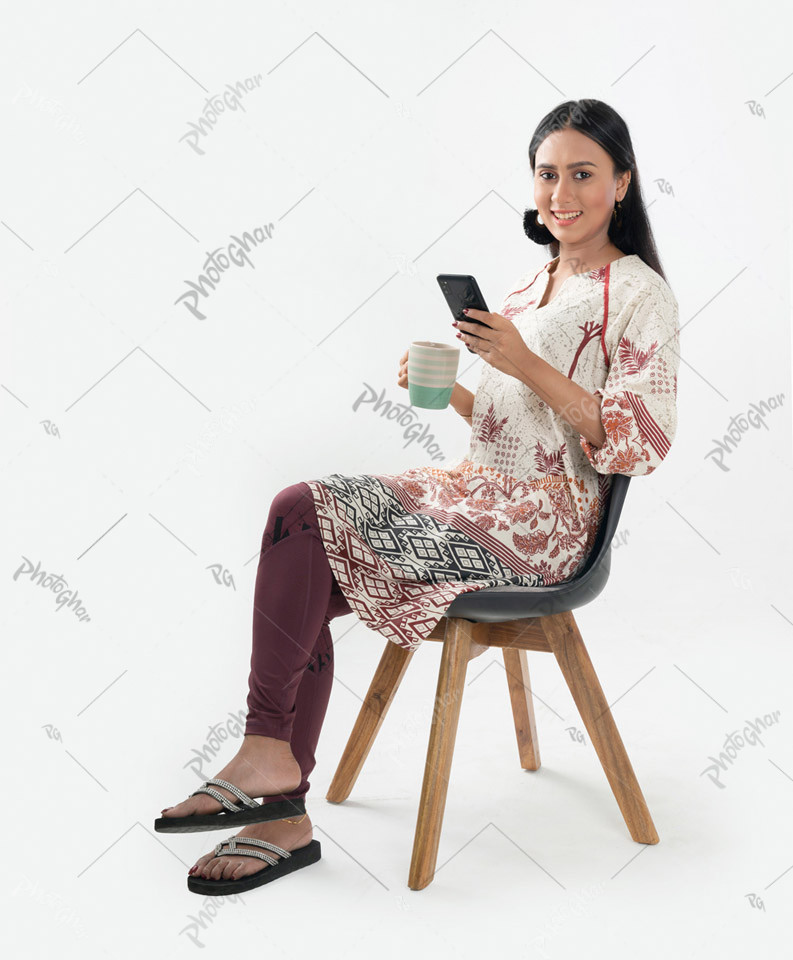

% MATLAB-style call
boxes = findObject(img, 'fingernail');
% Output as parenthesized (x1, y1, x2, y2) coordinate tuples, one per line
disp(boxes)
(452, 321, 459, 326)
(455, 332, 462, 338)
(462, 308, 469, 314)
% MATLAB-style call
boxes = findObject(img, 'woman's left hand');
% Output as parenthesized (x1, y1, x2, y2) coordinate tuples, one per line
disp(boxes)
(454, 309, 534, 381)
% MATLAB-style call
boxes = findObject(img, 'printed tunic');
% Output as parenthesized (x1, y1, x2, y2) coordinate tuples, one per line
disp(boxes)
(306, 253, 680, 650)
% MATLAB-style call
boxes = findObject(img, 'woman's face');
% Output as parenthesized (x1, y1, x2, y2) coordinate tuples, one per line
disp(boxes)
(533, 127, 629, 244)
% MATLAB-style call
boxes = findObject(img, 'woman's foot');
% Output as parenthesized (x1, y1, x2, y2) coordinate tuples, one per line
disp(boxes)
(160, 734, 302, 819)
(188, 812, 313, 881)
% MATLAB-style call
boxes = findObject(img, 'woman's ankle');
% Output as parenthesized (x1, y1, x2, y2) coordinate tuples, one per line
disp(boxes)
(240, 733, 294, 758)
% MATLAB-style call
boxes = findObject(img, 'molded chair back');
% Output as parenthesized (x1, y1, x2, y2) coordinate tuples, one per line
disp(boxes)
(444, 474, 632, 622)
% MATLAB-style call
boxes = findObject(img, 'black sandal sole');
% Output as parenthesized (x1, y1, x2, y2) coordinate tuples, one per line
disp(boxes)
(154, 796, 306, 834)
(187, 839, 321, 895)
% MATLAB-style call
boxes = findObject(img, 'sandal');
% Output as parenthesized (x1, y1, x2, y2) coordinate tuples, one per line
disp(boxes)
(187, 835, 321, 896)
(154, 777, 306, 834)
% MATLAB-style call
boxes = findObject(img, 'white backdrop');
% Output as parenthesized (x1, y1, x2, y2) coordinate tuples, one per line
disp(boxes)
(3, 1, 792, 957)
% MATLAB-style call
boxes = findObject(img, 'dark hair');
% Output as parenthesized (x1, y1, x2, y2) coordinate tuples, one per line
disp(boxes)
(523, 99, 668, 283)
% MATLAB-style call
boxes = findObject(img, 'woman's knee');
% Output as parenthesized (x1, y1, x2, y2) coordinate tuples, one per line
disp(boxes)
(269, 482, 312, 519)
(263, 482, 319, 548)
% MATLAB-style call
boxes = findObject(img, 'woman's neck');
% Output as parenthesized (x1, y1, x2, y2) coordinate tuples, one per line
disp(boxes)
(554, 242, 625, 275)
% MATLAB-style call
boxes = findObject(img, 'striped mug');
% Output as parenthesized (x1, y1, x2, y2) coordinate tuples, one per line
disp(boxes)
(407, 340, 460, 409)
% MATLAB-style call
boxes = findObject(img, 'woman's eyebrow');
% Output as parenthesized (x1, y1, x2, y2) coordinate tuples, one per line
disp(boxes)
(536, 161, 598, 170)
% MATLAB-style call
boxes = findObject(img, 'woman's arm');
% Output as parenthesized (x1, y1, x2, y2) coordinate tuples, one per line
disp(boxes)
(449, 382, 474, 427)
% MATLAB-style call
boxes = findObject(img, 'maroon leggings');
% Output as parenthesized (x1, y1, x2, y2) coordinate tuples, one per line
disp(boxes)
(244, 482, 352, 801)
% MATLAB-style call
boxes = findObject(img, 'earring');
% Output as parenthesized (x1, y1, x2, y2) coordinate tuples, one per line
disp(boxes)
(612, 200, 622, 220)
(523, 208, 551, 245)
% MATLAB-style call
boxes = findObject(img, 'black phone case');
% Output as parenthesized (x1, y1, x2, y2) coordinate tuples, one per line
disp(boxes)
(436, 274, 490, 354)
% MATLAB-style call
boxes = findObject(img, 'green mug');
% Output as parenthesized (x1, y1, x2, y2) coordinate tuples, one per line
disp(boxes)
(408, 340, 460, 409)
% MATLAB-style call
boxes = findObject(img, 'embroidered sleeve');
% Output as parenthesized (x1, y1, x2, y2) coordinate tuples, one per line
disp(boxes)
(579, 285, 680, 476)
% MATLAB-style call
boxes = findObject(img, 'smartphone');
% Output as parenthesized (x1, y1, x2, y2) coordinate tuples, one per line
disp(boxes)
(436, 274, 490, 354)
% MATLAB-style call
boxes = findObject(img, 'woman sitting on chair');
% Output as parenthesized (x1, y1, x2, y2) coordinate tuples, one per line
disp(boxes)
(155, 97, 680, 896)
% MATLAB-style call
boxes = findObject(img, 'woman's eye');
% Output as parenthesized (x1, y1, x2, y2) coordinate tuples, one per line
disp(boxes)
(539, 171, 591, 180)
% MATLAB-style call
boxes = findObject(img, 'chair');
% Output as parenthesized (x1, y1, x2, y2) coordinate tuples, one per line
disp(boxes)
(326, 473, 659, 890)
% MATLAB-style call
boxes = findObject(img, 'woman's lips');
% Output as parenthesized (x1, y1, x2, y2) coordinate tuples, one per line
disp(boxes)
(552, 211, 583, 225)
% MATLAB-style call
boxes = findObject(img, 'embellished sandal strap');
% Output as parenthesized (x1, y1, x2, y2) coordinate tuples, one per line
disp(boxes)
(204, 777, 261, 809)
(189, 785, 242, 812)
(213, 835, 291, 865)
(222, 835, 291, 857)
(213, 842, 279, 866)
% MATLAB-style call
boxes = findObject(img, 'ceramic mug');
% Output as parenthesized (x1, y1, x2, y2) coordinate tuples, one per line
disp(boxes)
(407, 340, 460, 409)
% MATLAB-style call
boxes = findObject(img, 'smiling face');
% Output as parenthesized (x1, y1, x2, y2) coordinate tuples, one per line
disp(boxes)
(534, 127, 630, 250)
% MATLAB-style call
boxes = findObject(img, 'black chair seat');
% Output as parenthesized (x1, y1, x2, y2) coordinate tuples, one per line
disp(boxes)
(444, 474, 631, 622)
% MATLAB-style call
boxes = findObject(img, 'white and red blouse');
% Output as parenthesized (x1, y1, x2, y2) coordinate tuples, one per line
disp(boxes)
(307, 253, 681, 650)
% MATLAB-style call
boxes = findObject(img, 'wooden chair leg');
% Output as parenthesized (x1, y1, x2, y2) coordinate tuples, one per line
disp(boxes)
(408, 618, 488, 890)
(503, 647, 541, 771)
(542, 610, 659, 844)
(326, 639, 415, 804)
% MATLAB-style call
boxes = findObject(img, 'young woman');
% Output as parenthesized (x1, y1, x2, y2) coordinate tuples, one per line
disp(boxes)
(155, 98, 680, 896)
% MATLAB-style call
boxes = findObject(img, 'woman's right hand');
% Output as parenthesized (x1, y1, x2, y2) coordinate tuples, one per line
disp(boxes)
(397, 348, 409, 389)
